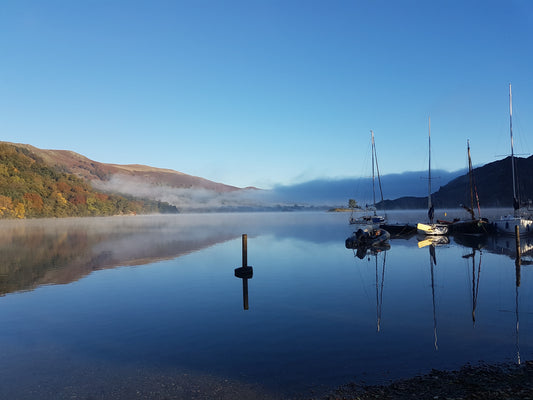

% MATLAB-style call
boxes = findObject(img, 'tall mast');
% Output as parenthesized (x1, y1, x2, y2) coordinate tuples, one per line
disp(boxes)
(428, 117, 433, 223)
(467, 140, 475, 220)
(371, 130, 376, 213)
(510, 83, 518, 210)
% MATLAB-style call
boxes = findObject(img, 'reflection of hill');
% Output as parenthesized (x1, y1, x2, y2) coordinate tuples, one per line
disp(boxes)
(0, 216, 239, 296)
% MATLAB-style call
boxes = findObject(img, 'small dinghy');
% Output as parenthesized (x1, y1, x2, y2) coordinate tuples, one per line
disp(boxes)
(345, 227, 391, 249)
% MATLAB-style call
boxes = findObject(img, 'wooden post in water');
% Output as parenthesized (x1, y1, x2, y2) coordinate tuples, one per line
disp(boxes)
(242, 234, 247, 268)
(234, 234, 253, 310)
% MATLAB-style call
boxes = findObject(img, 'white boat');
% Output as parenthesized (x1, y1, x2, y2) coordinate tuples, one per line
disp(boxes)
(417, 222, 449, 237)
(416, 117, 449, 236)
(349, 130, 387, 225)
(493, 84, 533, 236)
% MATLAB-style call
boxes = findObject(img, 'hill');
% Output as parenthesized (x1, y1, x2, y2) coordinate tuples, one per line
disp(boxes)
(5, 142, 241, 192)
(0, 142, 178, 218)
(379, 156, 533, 210)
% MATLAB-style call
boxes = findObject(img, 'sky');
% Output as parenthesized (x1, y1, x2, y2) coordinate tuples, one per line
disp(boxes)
(1, 0, 533, 189)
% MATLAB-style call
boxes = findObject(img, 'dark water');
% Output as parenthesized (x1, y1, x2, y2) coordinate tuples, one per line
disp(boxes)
(0, 211, 532, 399)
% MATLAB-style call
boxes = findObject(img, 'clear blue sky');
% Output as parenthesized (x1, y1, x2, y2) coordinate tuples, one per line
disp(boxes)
(1, 0, 532, 189)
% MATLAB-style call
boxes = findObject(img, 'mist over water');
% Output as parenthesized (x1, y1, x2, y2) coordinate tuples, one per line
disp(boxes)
(94, 169, 465, 210)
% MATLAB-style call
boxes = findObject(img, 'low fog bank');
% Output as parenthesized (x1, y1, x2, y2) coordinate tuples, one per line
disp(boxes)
(93, 170, 464, 211)
(93, 175, 318, 211)
(265, 169, 465, 206)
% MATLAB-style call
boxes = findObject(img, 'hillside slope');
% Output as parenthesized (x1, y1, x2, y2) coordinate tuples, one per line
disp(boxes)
(0, 143, 177, 218)
(4, 142, 241, 192)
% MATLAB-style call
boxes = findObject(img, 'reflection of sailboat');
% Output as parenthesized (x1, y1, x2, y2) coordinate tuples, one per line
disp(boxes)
(417, 118, 449, 236)
(350, 130, 386, 225)
(462, 249, 482, 326)
(493, 84, 533, 236)
(486, 234, 533, 263)
(353, 246, 388, 331)
(374, 250, 387, 332)
(429, 244, 439, 350)
(515, 266, 521, 365)
(417, 235, 449, 249)
(347, 240, 390, 260)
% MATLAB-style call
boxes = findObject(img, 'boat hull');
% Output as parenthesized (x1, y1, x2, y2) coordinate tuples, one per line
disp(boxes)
(417, 223, 449, 236)
(345, 227, 391, 249)
(493, 216, 533, 236)
(449, 219, 495, 235)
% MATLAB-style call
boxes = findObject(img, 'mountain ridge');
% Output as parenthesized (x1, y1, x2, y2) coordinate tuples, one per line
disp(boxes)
(378, 155, 533, 210)
(3, 141, 242, 193)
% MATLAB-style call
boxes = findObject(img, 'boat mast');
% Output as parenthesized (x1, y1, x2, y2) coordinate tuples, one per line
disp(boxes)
(467, 140, 475, 220)
(428, 117, 434, 223)
(510, 83, 518, 211)
(371, 130, 376, 215)
(374, 135, 385, 207)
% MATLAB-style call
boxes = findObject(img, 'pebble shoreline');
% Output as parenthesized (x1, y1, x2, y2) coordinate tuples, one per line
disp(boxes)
(315, 361, 533, 400)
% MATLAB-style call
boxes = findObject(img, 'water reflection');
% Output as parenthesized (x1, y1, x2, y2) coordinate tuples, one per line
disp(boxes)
(0, 215, 242, 296)
(374, 250, 386, 332)
(0, 212, 531, 399)
(234, 234, 253, 310)
(462, 248, 482, 326)
(429, 244, 439, 350)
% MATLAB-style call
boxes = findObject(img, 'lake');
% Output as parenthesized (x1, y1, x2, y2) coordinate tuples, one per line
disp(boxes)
(0, 211, 531, 399)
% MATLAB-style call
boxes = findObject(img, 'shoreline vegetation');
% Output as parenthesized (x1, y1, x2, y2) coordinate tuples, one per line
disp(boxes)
(311, 360, 533, 400)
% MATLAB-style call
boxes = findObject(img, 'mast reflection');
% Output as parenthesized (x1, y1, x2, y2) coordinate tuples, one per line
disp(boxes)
(461, 248, 482, 326)
(348, 242, 389, 332)
(429, 244, 438, 351)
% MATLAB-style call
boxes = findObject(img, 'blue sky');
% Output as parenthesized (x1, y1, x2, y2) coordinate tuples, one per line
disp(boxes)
(1, 1, 533, 189)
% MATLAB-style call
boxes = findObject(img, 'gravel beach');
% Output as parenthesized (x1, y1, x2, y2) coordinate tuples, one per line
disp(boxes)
(316, 361, 533, 400)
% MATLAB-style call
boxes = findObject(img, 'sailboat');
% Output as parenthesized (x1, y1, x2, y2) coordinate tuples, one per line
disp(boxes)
(449, 140, 495, 235)
(417, 118, 449, 236)
(493, 84, 533, 235)
(350, 130, 387, 225)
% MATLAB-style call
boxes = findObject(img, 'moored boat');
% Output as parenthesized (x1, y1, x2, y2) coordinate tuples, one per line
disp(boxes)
(448, 140, 496, 235)
(417, 222, 449, 236)
(345, 226, 391, 249)
(349, 130, 387, 225)
(416, 117, 449, 236)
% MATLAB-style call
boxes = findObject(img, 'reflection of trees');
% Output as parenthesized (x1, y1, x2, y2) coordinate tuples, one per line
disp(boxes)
(0, 228, 92, 295)
(0, 217, 239, 296)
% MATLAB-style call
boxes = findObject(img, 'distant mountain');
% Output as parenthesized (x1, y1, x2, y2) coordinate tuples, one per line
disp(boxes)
(379, 156, 533, 210)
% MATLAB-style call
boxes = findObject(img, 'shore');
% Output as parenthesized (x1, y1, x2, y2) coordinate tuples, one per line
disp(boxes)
(313, 361, 533, 400)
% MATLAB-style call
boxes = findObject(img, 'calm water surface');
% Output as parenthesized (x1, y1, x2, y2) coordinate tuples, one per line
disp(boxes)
(0, 211, 532, 399)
